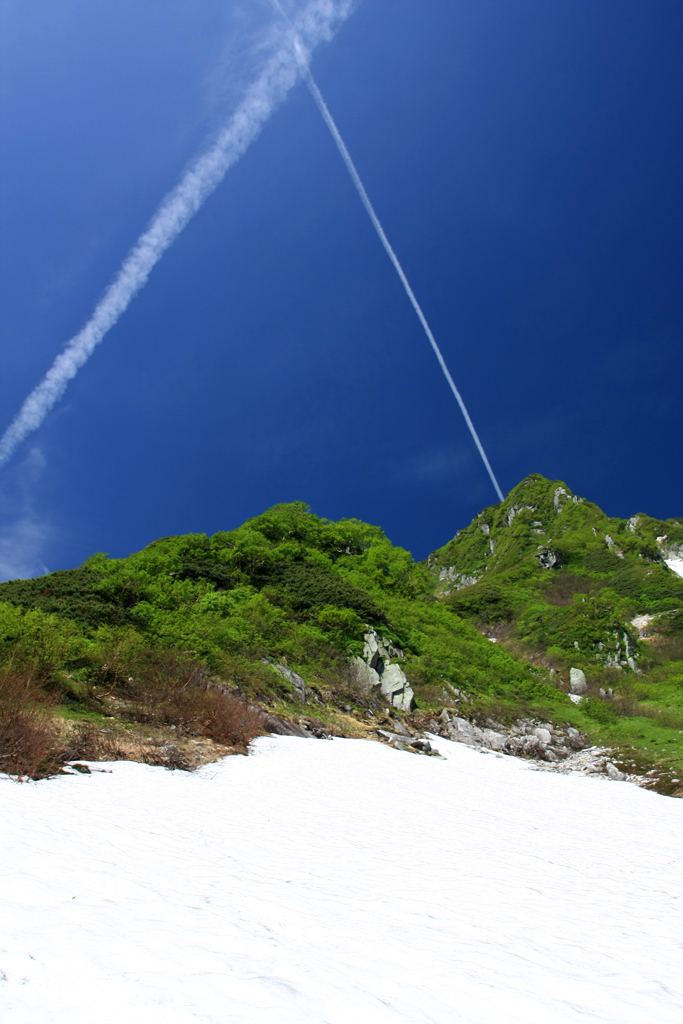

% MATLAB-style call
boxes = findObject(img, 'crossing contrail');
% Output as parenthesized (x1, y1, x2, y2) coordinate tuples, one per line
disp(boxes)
(273, 1, 504, 502)
(0, 0, 354, 469)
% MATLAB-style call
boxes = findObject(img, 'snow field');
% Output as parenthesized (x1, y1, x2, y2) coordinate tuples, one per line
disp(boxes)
(1, 734, 682, 1023)
(665, 557, 683, 578)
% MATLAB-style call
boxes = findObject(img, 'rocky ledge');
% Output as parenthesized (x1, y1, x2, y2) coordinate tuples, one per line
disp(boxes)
(372, 711, 638, 785)
(427, 710, 586, 762)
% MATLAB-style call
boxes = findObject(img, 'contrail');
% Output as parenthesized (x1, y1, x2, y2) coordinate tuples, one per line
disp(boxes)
(0, 0, 354, 469)
(273, 1, 504, 502)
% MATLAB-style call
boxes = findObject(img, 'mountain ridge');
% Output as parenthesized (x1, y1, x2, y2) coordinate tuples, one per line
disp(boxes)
(426, 472, 683, 672)
(0, 475, 681, 794)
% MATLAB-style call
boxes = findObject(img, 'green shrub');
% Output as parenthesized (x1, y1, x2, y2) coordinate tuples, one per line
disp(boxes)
(582, 697, 618, 725)
(448, 582, 517, 623)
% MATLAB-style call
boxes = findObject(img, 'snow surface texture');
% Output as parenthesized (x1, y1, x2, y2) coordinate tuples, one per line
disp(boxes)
(2, 736, 682, 1023)
(665, 557, 683, 578)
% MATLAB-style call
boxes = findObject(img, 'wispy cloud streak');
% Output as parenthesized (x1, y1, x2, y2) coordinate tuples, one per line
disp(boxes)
(272, 1, 504, 502)
(0, 447, 50, 581)
(0, 0, 353, 469)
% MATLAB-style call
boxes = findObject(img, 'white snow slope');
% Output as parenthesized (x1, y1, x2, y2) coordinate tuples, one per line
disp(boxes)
(1, 735, 682, 1024)
(665, 557, 683, 578)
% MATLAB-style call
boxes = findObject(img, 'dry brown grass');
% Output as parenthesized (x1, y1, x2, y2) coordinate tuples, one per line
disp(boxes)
(116, 651, 265, 749)
(0, 665, 59, 780)
(645, 634, 683, 666)
(540, 573, 597, 607)
(1, 647, 272, 778)
(63, 724, 129, 763)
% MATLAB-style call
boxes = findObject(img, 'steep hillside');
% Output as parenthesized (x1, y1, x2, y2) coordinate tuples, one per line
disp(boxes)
(427, 474, 683, 788)
(0, 501, 567, 777)
(1, 485, 682, 793)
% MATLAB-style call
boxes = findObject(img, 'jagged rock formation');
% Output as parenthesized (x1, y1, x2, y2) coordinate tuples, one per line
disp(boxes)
(537, 547, 562, 569)
(349, 630, 415, 711)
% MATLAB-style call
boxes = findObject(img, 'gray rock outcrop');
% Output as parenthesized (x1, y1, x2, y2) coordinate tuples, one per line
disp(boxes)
(537, 547, 562, 569)
(379, 663, 414, 712)
(348, 656, 382, 694)
(569, 667, 588, 695)
(423, 713, 631, 782)
(506, 504, 536, 527)
(597, 630, 639, 671)
(351, 629, 415, 711)
(376, 729, 436, 755)
(437, 566, 482, 591)
(553, 486, 568, 511)
(631, 613, 657, 638)
(429, 713, 586, 763)
(273, 664, 309, 702)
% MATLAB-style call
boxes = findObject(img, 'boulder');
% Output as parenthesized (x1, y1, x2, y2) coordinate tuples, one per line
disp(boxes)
(409, 739, 434, 754)
(273, 664, 308, 702)
(507, 734, 543, 758)
(261, 713, 309, 738)
(387, 716, 411, 737)
(569, 667, 588, 695)
(348, 656, 381, 696)
(481, 728, 506, 751)
(534, 727, 552, 746)
(566, 727, 583, 749)
(447, 717, 484, 746)
(376, 730, 435, 755)
(380, 663, 415, 712)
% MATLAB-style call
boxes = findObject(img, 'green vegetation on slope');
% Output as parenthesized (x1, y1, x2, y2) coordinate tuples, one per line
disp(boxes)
(0, 500, 577, 777)
(427, 474, 683, 791)
(0, 502, 559, 706)
(2, 480, 682, 793)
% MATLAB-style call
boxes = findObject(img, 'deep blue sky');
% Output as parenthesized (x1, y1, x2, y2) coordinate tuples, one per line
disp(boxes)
(1, 0, 682, 578)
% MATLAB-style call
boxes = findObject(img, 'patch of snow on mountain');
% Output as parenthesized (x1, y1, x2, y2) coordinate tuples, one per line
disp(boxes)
(665, 557, 683, 578)
(1, 736, 682, 1023)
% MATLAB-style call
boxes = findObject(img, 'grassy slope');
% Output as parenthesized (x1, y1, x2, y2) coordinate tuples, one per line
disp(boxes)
(0, 501, 572, 765)
(1, 484, 682, 792)
(427, 474, 683, 792)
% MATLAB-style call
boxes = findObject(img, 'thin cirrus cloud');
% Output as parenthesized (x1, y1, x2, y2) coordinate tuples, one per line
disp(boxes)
(0, 516, 49, 582)
(0, 0, 355, 471)
(0, 447, 50, 581)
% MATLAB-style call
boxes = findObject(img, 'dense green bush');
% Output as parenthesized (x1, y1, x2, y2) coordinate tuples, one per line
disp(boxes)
(448, 582, 518, 624)
(582, 697, 618, 725)
(0, 502, 545, 718)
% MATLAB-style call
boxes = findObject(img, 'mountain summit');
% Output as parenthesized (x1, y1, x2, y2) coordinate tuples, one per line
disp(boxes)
(428, 472, 683, 669)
